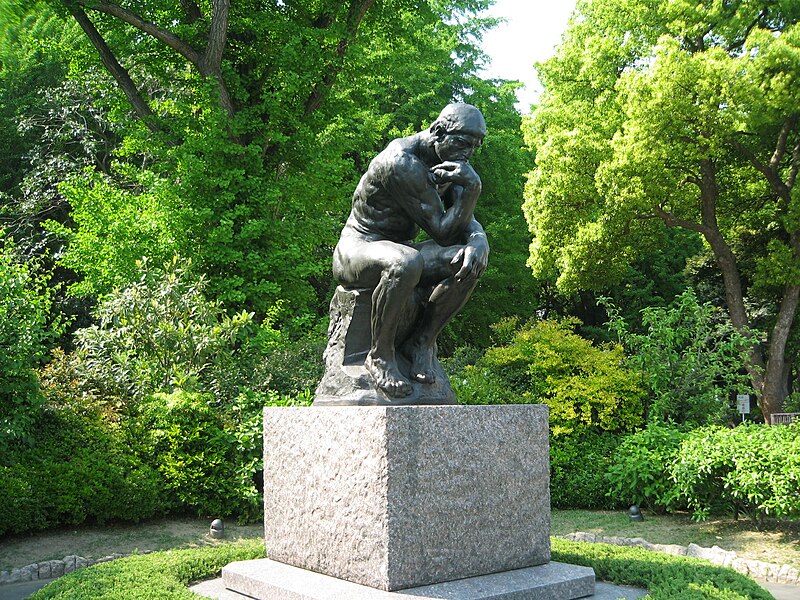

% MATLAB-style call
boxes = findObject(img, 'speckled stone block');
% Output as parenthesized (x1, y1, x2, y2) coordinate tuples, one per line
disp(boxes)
(263, 405, 550, 591)
(222, 558, 595, 600)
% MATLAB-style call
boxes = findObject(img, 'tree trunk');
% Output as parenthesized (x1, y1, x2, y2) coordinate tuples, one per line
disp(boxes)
(760, 283, 800, 422)
(695, 160, 773, 420)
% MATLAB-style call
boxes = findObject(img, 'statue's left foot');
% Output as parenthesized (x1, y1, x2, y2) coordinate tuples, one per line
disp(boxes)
(402, 341, 437, 384)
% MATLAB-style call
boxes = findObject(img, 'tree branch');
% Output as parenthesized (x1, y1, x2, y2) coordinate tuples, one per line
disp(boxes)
(73, 0, 236, 121)
(179, 0, 202, 24)
(729, 134, 792, 203)
(788, 140, 800, 190)
(73, 0, 202, 67)
(726, 7, 770, 53)
(202, 0, 229, 75)
(303, 0, 375, 116)
(651, 205, 709, 235)
(67, 5, 160, 132)
(770, 114, 798, 170)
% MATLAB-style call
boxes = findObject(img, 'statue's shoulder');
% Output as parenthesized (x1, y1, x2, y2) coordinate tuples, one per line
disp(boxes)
(373, 135, 428, 184)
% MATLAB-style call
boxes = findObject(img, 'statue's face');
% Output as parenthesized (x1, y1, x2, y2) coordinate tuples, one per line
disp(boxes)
(434, 129, 483, 162)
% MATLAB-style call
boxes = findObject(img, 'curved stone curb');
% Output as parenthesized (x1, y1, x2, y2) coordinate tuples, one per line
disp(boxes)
(0, 553, 125, 585)
(559, 532, 800, 585)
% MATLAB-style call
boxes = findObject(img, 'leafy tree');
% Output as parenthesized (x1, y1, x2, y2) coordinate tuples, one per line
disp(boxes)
(604, 289, 752, 425)
(0, 237, 63, 443)
(31, 0, 513, 328)
(0, 0, 85, 251)
(525, 0, 800, 422)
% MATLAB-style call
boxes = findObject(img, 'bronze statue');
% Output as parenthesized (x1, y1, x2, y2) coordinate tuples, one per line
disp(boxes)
(316, 103, 489, 404)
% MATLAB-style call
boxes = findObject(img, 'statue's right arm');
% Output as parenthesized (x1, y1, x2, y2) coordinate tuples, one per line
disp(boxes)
(379, 153, 479, 246)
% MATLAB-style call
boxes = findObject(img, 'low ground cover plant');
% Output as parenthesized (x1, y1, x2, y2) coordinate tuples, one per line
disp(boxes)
(29, 540, 264, 600)
(27, 538, 773, 599)
(551, 538, 773, 599)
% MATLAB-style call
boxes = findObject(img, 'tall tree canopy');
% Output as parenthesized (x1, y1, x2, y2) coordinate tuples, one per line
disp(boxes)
(525, 0, 800, 422)
(0, 0, 538, 345)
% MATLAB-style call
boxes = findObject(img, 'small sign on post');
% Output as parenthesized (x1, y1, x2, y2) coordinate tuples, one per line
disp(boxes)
(736, 394, 750, 422)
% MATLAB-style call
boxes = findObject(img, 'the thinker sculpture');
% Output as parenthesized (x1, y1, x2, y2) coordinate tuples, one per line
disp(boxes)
(314, 103, 489, 405)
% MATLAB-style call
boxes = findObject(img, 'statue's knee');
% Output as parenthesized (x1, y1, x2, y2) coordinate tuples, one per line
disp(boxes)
(384, 253, 423, 286)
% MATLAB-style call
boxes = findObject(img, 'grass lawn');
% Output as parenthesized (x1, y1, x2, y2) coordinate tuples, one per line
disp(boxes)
(551, 509, 800, 570)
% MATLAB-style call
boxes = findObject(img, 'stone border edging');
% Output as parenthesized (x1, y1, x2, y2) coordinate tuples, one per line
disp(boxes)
(559, 532, 800, 585)
(0, 553, 126, 585)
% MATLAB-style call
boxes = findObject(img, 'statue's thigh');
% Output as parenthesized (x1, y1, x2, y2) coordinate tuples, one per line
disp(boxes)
(334, 238, 421, 288)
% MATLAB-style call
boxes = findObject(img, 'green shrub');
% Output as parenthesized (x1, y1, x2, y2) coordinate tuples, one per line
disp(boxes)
(128, 388, 310, 522)
(603, 291, 752, 426)
(129, 390, 255, 520)
(30, 540, 264, 600)
(606, 423, 689, 513)
(551, 538, 772, 599)
(0, 404, 164, 536)
(73, 256, 255, 403)
(671, 422, 800, 524)
(0, 237, 64, 444)
(254, 332, 325, 397)
(454, 318, 645, 433)
(550, 429, 623, 509)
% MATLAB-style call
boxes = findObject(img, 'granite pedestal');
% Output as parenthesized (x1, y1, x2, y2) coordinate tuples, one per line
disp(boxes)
(222, 405, 594, 599)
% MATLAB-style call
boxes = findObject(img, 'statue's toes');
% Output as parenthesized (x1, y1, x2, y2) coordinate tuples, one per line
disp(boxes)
(395, 379, 413, 397)
(412, 371, 435, 384)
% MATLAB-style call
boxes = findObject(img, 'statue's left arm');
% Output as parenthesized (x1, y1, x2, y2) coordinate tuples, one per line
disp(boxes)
(450, 216, 489, 281)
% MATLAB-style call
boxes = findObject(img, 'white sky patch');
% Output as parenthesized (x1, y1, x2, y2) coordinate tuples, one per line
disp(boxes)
(479, 0, 578, 112)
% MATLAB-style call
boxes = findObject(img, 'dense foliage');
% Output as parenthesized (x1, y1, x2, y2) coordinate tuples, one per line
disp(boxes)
(0, 402, 164, 535)
(73, 257, 258, 403)
(525, 0, 800, 422)
(550, 428, 622, 510)
(605, 290, 752, 425)
(0, 238, 63, 444)
(607, 422, 800, 524)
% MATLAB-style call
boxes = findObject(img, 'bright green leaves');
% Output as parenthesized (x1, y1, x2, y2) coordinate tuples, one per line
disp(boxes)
(0, 238, 64, 444)
(754, 239, 800, 289)
(525, 0, 800, 294)
(604, 289, 752, 425)
(453, 318, 646, 433)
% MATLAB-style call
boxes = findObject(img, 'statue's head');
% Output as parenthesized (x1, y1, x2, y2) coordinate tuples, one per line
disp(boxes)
(430, 103, 486, 162)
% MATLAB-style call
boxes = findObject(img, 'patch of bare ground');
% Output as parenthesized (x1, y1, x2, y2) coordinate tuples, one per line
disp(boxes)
(0, 518, 262, 572)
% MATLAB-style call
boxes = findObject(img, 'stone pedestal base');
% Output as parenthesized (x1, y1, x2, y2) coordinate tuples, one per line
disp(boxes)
(260, 405, 551, 591)
(222, 558, 596, 599)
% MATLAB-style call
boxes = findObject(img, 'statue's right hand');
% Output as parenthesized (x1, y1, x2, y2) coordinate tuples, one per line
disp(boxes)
(430, 161, 480, 187)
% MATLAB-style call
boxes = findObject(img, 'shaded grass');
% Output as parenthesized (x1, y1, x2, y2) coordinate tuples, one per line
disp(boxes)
(0, 518, 262, 572)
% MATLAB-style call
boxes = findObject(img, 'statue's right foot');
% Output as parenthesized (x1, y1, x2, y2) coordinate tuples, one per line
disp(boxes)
(366, 354, 413, 398)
